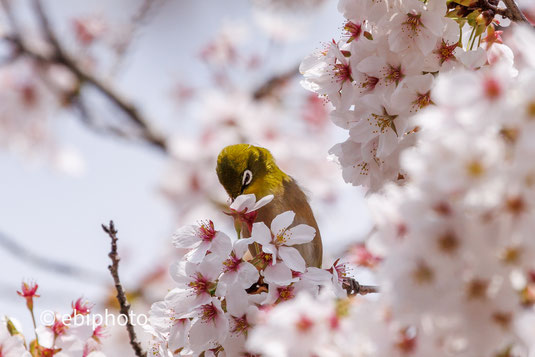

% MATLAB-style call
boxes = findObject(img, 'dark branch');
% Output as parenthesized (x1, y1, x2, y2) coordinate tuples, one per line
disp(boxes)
(1, 0, 168, 152)
(32, 0, 167, 152)
(481, 0, 511, 18)
(502, 0, 530, 23)
(102, 221, 147, 357)
(480, 0, 531, 24)
(0, 231, 107, 284)
(252, 65, 299, 100)
(111, 0, 163, 73)
(343, 277, 379, 296)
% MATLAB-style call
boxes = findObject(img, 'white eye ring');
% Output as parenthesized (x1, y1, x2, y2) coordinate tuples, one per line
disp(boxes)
(242, 169, 253, 187)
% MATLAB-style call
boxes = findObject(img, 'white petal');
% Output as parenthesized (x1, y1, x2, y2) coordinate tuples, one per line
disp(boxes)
(169, 319, 191, 350)
(185, 241, 210, 263)
(302, 267, 333, 284)
(189, 304, 228, 351)
(165, 288, 210, 316)
(415, 30, 439, 56)
(253, 194, 274, 210)
(35, 326, 54, 348)
(225, 287, 250, 316)
(172, 225, 200, 248)
(217, 271, 237, 296)
(285, 224, 316, 245)
(270, 211, 295, 235)
(198, 257, 223, 281)
(263, 263, 292, 285)
(86, 353, 106, 357)
(356, 55, 385, 76)
(210, 232, 232, 258)
(421, 11, 445, 36)
(262, 243, 278, 263)
(189, 320, 219, 352)
(238, 262, 260, 288)
(148, 301, 170, 331)
(279, 246, 306, 272)
(234, 237, 253, 257)
(251, 222, 272, 245)
(230, 194, 255, 212)
(169, 260, 188, 285)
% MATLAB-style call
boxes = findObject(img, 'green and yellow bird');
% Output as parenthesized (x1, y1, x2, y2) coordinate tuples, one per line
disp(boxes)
(216, 144, 323, 268)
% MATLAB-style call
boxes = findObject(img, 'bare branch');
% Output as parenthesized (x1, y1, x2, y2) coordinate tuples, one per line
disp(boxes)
(358, 284, 379, 295)
(111, 0, 164, 73)
(343, 277, 379, 296)
(481, 0, 512, 18)
(73, 95, 143, 140)
(0, 231, 107, 284)
(0, 0, 21, 37)
(32, 0, 167, 151)
(480, 0, 531, 24)
(0, 0, 169, 152)
(502, 0, 531, 23)
(102, 221, 147, 357)
(253, 65, 299, 100)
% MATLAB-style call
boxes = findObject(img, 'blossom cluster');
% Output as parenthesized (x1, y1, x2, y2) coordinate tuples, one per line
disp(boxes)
(146, 194, 348, 356)
(1, 281, 106, 357)
(301, 0, 512, 191)
(249, 24, 535, 356)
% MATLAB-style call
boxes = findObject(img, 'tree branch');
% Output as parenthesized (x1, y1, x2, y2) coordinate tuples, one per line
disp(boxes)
(481, 0, 531, 24)
(31, 0, 168, 152)
(481, 0, 512, 18)
(343, 277, 379, 296)
(111, 0, 164, 74)
(0, 0, 168, 152)
(252, 65, 299, 100)
(102, 221, 147, 357)
(502, 0, 530, 23)
(1, 0, 302, 152)
(0, 231, 107, 285)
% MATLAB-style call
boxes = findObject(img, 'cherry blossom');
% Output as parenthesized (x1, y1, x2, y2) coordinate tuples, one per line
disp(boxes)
(0, 318, 31, 357)
(227, 193, 274, 232)
(172, 220, 232, 263)
(237, 211, 316, 285)
(148, 193, 346, 356)
(301, 0, 513, 191)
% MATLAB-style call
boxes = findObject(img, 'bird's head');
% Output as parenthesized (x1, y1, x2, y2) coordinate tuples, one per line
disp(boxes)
(216, 144, 289, 200)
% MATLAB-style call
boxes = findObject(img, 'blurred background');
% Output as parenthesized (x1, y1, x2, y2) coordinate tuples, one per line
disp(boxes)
(0, 0, 378, 354)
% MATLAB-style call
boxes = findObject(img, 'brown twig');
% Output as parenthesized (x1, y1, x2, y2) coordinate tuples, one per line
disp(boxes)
(343, 277, 379, 296)
(1, 0, 299, 152)
(0, 231, 107, 284)
(102, 221, 147, 357)
(0, 0, 168, 152)
(502, 0, 530, 23)
(481, 0, 511, 18)
(481, 0, 531, 24)
(111, 0, 164, 74)
(358, 284, 379, 295)
(32, 0, 167, 152)
(252, 65, 299, 100)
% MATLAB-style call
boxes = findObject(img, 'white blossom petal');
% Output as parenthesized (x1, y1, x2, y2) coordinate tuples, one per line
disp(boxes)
(270, 211, 295, 235)
(263, 262, 292, 285)
(278, 246, 306, 273)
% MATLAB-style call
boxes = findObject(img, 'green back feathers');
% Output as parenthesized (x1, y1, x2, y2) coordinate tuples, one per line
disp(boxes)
(216, 144, 289, 199)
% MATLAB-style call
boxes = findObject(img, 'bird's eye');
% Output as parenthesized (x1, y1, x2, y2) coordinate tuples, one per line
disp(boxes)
(242, 169, 253, 187)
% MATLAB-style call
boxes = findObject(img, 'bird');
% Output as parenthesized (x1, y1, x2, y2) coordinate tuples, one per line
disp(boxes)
(216, 143, 323, 268)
